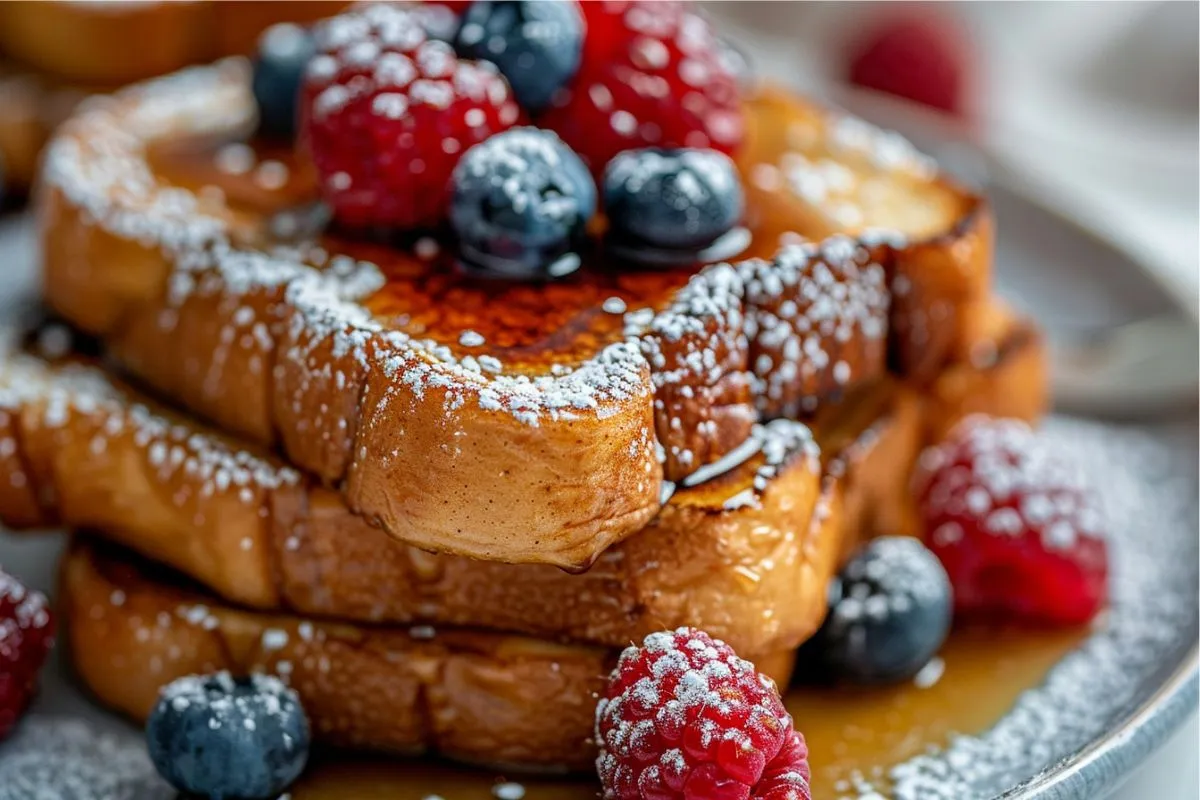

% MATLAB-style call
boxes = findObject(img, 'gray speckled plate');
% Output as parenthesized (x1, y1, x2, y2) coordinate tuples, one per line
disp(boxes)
(0, 160, 1196, 800)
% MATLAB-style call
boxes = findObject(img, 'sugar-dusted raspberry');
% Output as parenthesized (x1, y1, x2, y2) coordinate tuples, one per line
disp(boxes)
(913, 416, 1109, 625)
(540, 1, 744, 175)
(0, 567, 55, 741)
(301, 3, 521, 229)
(596, 627, 810, 800)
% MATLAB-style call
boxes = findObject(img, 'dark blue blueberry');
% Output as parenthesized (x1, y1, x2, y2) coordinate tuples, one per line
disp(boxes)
(450, 127, 595, 279)
(603, 148, 745, 254)
(455, 0, 583, 114)
(252, 23, 315, 138)
(809, 536, 953, 684)
(146, 672, 310, 800)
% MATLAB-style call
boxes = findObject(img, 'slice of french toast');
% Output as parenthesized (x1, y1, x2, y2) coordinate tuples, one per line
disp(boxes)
(38, 58, 991, 566)
(738, 88, 994, 383)
(0, 68, 69, 194)
(0, 333, 852, 657)
(0, 307, 1046, 656)
(0, 1, 345, 85)
(60, 537, 798, 772)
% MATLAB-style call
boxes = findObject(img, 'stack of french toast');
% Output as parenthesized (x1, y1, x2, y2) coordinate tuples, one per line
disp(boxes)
(0, 0, 1048, 783)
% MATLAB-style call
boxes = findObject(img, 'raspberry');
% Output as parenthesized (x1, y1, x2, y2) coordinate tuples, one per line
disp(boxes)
(913, 416, 1109, 625)
(845, 13, 970, 117)
(0, 567, 55, 741)
(596, 627, 810, 800)
(301, 3, 521, 230)
(540, 1, 744, 175)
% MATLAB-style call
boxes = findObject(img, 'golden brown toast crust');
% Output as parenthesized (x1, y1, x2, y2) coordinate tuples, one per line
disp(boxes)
(738, 88, 994, 385)
(38, 59, 989, 567)
(0, 2, 345, 85)
(61, 538, 797, 772)
(0, 311, 1046, 656)
(0, 343, 843, 657)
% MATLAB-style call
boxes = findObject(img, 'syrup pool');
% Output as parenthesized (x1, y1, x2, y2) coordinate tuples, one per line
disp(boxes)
(288, 624, 1086, 799)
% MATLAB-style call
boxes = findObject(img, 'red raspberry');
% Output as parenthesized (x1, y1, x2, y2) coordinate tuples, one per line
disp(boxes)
(913, 416, 1109, 626)
(596, 627, 810, 800)
(0, 567, 55, 741)
(540, 1, 744, 175)
(301, 3, 520, 229)
(845, 13, 971, 117)
(424, 0, 471, 13)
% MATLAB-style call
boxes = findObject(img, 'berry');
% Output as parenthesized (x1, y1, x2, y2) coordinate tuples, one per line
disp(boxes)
(846, 13, 970, 117)
(410, 1, 464, 43)
(0, 568, 54, 742)
(603, 147, 743, 254)
(913, 416, 1109, 625)
(596, 627, 810, 800)
(302, 3, 520, 230)
(540, 1, 744, 175)
(450, 127, 595, 278)
(807, 537, 952, 684)
(456, 0, 584, 114)
(252, 23, 316, 137)
(146, 672, 310, 800)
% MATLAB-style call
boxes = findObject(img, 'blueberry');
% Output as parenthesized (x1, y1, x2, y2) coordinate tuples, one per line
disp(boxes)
(252, 23, 315, 138)
(808, 536, 952, 684)
(450, 127, 595, 279)
(146, 672, 310, 800)
(603, 148, 745, 254)
(456, 0, 583, 114)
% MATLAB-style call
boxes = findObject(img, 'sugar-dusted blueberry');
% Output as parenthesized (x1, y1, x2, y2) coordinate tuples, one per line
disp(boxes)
(455, 0, 583, 114)
(146, 672, 310, 800)
(603, 147, 745, 253)
(809, 536, 952, 684)
(450, 127, 595, 279)
(252, 22, 316, 138)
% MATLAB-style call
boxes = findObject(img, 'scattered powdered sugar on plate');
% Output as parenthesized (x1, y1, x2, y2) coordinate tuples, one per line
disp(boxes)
(874, 417, 1198, 800)
(0, 718, 170, 800)
(0, 418, 1194, 797)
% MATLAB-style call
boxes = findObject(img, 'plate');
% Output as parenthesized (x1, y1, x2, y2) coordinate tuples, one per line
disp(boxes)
(0, 169, 1196, 800)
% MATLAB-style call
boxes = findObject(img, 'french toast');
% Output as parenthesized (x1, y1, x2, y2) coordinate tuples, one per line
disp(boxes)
(0, 2, 345, 85)
(60, 537, 798, 772)
(0, 307, 1046, 656)
(0, 69, 64, 194)
(0, 2, 345, 194)
(39, 57, 991, 567)
(0, 332, 842, 657)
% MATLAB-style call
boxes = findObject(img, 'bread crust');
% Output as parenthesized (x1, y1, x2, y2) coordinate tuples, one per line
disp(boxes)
(0, 2, 345, 85)
(61, 538, 796, 772)
(0, 310, 1047, 655)
(38, 60, 989, 568)
(0, 348, 845, 656)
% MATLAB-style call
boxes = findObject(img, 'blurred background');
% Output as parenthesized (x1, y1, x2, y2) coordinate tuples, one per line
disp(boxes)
(708, 0, 1199, 314)
(0, 1, 1194, 797)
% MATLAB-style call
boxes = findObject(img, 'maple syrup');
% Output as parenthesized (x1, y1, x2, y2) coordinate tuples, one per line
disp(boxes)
(145, 88, 912, 375)
(286, 625, 1085, 799)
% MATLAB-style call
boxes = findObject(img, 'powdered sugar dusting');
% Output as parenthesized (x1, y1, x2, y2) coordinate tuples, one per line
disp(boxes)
(915, 416, 1106, 555)
(0, 350, 299, 498)
(871, 418, 1197, 799)
(0, 718, 170, 800)
(40, 57, 902, 485)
